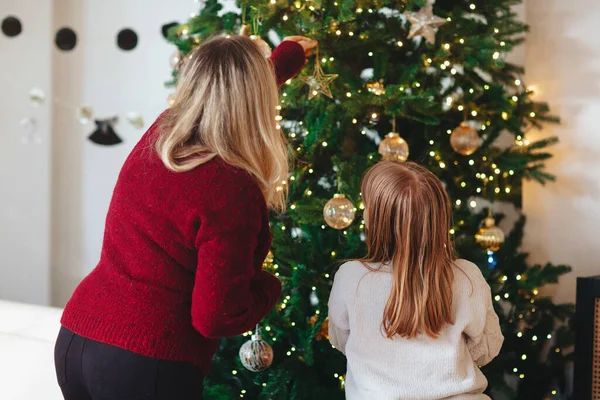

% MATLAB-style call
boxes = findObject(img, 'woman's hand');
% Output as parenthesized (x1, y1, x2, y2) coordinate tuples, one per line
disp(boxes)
(283, 36, 318, 55)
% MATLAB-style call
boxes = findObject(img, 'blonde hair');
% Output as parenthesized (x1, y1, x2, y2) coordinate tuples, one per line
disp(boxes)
(360, 161, 456, 339)
(156, 35, 288, 211)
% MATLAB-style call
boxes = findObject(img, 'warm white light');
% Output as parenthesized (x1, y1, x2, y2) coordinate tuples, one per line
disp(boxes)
(470, 4, 476, 9)
(470, 200, 477, 208)
(493, 52, 500, 60)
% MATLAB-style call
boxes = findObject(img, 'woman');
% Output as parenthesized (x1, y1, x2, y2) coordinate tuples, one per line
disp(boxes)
(54, 34, 316, 400)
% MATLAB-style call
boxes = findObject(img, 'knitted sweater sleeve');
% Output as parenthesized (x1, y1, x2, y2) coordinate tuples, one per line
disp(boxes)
(328, 262, 352, 354)
(270, 40, 307, 86)
(462, 261, 505, 366)
(191, 171, 282, 339)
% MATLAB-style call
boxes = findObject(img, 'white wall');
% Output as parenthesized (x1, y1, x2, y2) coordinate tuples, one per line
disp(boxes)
(524, 0, 600, 303)
(1, 0, 196, 306)
(51, 0, 198, 306)
(0, 0, 53, 305)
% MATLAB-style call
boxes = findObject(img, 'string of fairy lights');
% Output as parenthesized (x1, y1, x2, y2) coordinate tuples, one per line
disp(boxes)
(170, 0, 563, 397)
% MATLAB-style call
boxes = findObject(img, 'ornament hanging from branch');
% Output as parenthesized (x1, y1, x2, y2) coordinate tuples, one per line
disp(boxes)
(239, 22, 271, 58)
(450, 121, 481, 156)
(379, 117, 409, 162)
(475, 211, 505, 251)
(239, 325, 274, 372)
(324, 194, 355, 230)
(88, 117, 122, 146)
(300, 46, 338, 100)
(404, 2, 447, 45)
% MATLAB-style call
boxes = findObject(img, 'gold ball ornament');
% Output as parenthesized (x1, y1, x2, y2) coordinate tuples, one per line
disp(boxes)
(475, 216, 505, 251)
(323, 194, 356, 230)
(239, 328, 274, 372)
(450, 122, 481, 156)
(250, 35, 272, 58)
(379, 132, 409, 162)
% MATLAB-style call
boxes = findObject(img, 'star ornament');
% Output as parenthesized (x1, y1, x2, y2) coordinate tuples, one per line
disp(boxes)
(404, 2, 447, 45)
(300, 61, 338, 100)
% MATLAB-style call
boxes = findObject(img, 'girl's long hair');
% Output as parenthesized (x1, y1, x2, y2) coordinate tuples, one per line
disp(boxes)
(360, 161, 456, 339)
(156, 35, 288, 211)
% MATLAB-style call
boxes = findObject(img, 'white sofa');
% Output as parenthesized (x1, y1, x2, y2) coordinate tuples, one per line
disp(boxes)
(0, 300, 63, 400)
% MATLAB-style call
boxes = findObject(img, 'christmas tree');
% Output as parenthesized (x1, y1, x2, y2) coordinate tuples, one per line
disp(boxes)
(165, 1, 574, 398)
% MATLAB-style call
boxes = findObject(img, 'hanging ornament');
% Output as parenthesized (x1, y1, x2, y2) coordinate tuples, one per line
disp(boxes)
(379, 117, 409, 162)
(29, 87, 46, 106)
(250, 35, 272, 58)
(77, 106, 94, 125)
(239, 325, 274, 372)
(324, 194, 355, 230)
(309, 315, 329, 341)
(367, 80, 386, 96)
(300, 46, 338, 100)
(475, 213, 505, 251)
(404, 2, 447, 45)
(126, 112, 145, 129)
(169, 50, 183, 69)
(379, 133, 409, 162)
(88, 117, 122, 146)
(239, 23, 272, 57)
(450, 122, 481, 156)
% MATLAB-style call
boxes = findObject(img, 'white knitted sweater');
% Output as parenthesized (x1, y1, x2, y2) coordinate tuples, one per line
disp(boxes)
(328, 259, 504, 400)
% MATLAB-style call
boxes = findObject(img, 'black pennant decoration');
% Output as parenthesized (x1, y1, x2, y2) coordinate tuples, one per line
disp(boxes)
(88, 117, 122, 146)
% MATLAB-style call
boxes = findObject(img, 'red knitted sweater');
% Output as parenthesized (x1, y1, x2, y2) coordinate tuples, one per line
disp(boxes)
(60, 41, 306, 375)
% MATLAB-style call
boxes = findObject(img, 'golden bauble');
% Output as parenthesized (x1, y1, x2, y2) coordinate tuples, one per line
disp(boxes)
(250, 35, 272, 57)
(324, 194, 356, 230)
(475, 216, 505, 251)
(379, 132, 409, 162)
(450, 122, 481, 156)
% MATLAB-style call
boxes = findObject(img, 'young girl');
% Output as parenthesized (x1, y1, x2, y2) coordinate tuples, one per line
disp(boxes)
(54, 35, 316, 400)
(328, 161, 504, 400)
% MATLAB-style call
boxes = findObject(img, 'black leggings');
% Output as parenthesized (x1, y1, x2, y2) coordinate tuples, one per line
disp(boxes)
(54, 327, 204, 400)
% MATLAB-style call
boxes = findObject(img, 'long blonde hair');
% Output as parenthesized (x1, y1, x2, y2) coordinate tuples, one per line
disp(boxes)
(360, 161, 456, 339)
(156, 35, 288, 211)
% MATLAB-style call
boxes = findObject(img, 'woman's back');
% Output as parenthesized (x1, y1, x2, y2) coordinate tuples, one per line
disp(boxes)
(329, 259, 502, 400)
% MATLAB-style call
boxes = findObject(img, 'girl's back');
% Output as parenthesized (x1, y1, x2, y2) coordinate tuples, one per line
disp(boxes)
(329, 259, 501, 400)
(328, 161, 503, 400)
